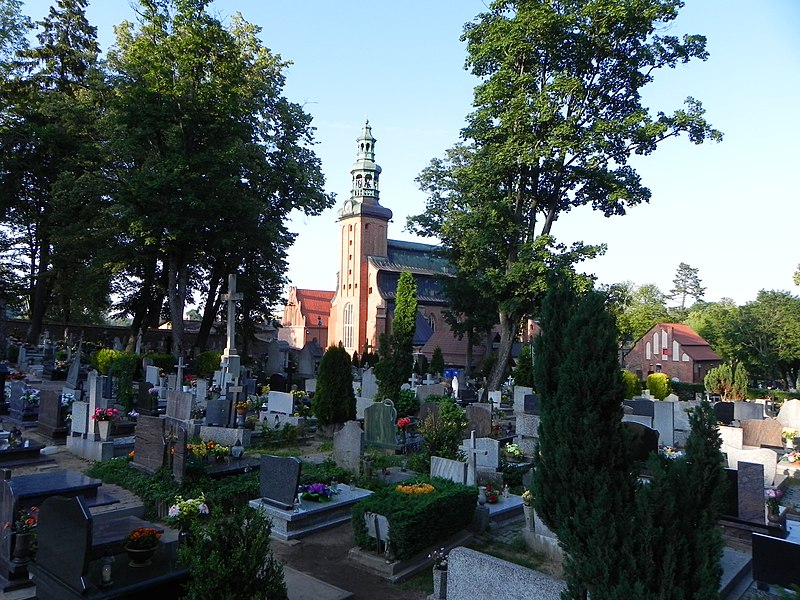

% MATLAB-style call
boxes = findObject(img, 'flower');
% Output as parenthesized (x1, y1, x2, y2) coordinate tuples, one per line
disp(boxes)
(484, 485, 500, 504)
(4, 506, 39, 533)
(298, 483, 336, 502)
(395, 482, 435, 495)
(783, 451, 800, 463)
(91, 407, 120, 422)
(168, 494, 209, 526)
(428, 547, 448, 570)
(521, 489, 533, 506)
(128, 409, 139, 419)
(782, 428, 797, 441)
(148, 387, 160, 397)
(186, 441, 209, 459)
(126, 527, 161, 550)
(235, 401, 250, 412)
(766, 488, 784, 513)
(658, 445, 684, 460)
(397, 417, 411, 430)
(8, 371, 27, 381)
(205, 440, 229, 459)
(3, 385, 10, 401)
(503, 442, 523, 460)
(209, 384, 222, 394)
(183, 375, 197, 387)
(60, 391, 75, 407)
(21, 388, 40, 405)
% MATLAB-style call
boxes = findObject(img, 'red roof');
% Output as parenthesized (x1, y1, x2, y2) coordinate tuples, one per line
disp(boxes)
(295, 289, 334, 326)
(661, 323, 721, 362)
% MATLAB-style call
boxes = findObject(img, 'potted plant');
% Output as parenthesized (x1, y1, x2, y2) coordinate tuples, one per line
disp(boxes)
(521, 489, 534, 531)
(782, 428, 797, 449)
(124, 527, 161, 567)
(484, 484, 500, 504)
(297, 483, 337, 503)
(168, 493, 210, 540)
(91, 407, 120, 441)
(235, 401, 249, 415)
(5, 506, 39, 563)
(765, 488, 784, 523)
(182, 375, 197, 392)
(428, 547, 448, 599)
(503, 442, 523, 463)
(20, 387, 40, 406)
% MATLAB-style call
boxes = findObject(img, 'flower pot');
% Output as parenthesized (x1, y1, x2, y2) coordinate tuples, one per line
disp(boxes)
(432, 567, 448, 599)
(767, 507, 781, 524)
(477, 486, 487, 505)
(183, 386, 191, 393)
(124, 544, 156, 567)
(97, 420, 111, 441)
(786, 438, 795, 450)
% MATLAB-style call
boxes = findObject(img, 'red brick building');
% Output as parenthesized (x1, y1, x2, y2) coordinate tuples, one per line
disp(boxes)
(623, 323, 722, 384)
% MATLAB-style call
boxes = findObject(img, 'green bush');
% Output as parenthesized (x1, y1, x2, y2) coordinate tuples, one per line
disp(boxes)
(179, 505, 287, 600)
(647, 373, 671, 400)
(621, 370, 640, 399)
(394, 388, 419, 418)
(108, 352, 140, 410)
(195, 350, 222, 377)
(352, 476, 475, 560)
(95, 348, 123, 374)
(670, 381, 705, 402)
(313, 344, 356, 427)
(147, 353, 177, 372)
(300, 458, 353, 486)
(414, 398, 467, 473)
(422, 394, 450, 404)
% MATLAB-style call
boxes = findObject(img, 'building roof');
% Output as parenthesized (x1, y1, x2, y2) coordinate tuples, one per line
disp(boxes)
(655, 323, 722, 362)
(294, 289, 334, 325)
(376, 270, 450, 305)
(368, 239, 453, 277)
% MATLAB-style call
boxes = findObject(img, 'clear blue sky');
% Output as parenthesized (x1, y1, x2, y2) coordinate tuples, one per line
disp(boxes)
(21, 1, 800, 307)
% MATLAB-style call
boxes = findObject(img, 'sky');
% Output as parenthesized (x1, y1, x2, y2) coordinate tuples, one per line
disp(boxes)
(20, 0, 800, 307)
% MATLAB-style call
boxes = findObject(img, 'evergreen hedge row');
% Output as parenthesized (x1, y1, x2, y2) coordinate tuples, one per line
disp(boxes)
(352, 476, 475, 560)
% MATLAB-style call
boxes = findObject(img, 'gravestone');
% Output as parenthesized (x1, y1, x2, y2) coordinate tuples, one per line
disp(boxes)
(741, 419, 783, 449)
(461, 436, 500, 471)
(333, 421, 364, 476)
(624, 399, 655, 417)
(205, 398, 229, 426)
(622, 414, 653, 428)
(719, 425, 744, 451)
(513, 386, 533, 414)
(487, 391, 502, 408)
(430, 456, 467, 484)
(86, 372, 108, 421)
(652, 401, 675, 446)
(131, 415, 167, 475)
(243, 377, 257, 396)
(65, 351, 82, 390)
(523, 394, 540, 416)
(514, 413, 540, 458)
(32, 495, 92, 595)
(623, 421, 659, 463)
(737, 462, 769, 523)
(137, 383, 161, 417)
(195, 379, 208, 401)
(417, 401, 441, 425)
(355, 397, 373, 421)
(363, 512, 391, 554)
(714, 402, 735, 425)
(734, 401, 765, 422)
(364, 399, 399, 449)
(172, 427, 188, 482)
(361, 367, 378, 400)
(71, 401, 89, 436)
(725, 447, 778, 486)
(416, 383, 447, 402)
(268, 373, 287, 393)
(305, 378, 317, 394)
(259, 455, 302, 510)
(465, 404, 492, 438)
(268, 390, 294, 415)
(36, 390, 68, 442)
(462, 431, 488, 487)
(777, 399, 800, 431)
(166, 390, 193, 421)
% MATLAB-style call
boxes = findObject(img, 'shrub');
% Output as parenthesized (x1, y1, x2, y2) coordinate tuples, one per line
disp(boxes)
(95, 349, 123, 374)
(394, 388, 419, 418)
(621, 370, 640, 399)
(179, 505, 287, 600)
(352, 476, 475, 560)
(147, 353, 177, 372)
(194, 351, 222, 377)
(313, 344, 356, 427)
(415, 397, 467, 472)
(647, 373, 671, 400)
(430, 347, 445, 376)
(108, 352, 140, 410)
(670, 381, 705, 402)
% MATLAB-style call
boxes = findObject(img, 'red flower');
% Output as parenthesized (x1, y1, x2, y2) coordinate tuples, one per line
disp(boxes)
(397, 417, 411, 429)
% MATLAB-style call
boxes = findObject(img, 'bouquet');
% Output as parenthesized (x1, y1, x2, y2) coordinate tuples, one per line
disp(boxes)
(60, 391, 75, 408)
(298, 483, 336, 502)
(782, 428, 797, 442)
(503, 442, 523, 461)
(428, 547, 448, 570)
(765, 488, 783, 513)
(235, 401, 250, 412)
(395, 482, 435, 495)
(783, 451, 800, 463)
(521, 489, 533, 507)
(126, 527, 161, 550)
(484, 484, 500, 504)
(397, 417, 411, 430)
(168, 493, 209, 527)
(91, 407, 120, 422)
(5, 506, 39, 533)
(21, 388, 40, 405)
(183, 375, 197, 387)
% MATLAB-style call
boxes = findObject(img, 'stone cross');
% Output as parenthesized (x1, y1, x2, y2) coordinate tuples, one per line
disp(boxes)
(135, 328, 143, 355)
(227, 383, 244, 426)
(176, 356, 186, 389)
(222, 274, 243, 357)
(464, 430, 487, 486)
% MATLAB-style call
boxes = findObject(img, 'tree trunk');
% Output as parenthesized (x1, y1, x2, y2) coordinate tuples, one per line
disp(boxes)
(0, 295, 6, 361)
(464, 330, 475, 378)
(27, 237, 51, 345)
(488, 312, 516, 391)
(195, 271, 223, 351)
(167, 256, 188, 357)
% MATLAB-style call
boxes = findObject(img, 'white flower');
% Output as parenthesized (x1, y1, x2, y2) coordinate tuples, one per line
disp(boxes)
(168, 506, 180, 518)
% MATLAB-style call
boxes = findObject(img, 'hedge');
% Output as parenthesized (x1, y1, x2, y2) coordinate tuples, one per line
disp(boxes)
(352, 476, 475, 560)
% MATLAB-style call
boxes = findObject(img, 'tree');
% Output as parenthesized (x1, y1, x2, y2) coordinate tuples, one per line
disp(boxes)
(430, 346, 445, 376)
(375, 272, 417, 400)
(512, 343, 534, 387)
(0, 0, 30, 77)
(669, 262, 706, 310)
(410, 0, 721, 390)
(704, 363, 733, 400)
(615, 283, 672, 345)
(685, 299, 742, 365)
(732, 361, 748, 400)
(106, 0, 332, 355)
(312, 343, 356, 429)
(533, 279, 635, 598)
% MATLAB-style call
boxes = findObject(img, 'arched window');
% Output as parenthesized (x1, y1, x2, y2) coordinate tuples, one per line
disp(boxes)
(427, 314, 436, 332)
(653, 332, 660, 356)
(343, 303, 354, 349)
(672, 340, 680, 361)
(646, 341, 652, 360)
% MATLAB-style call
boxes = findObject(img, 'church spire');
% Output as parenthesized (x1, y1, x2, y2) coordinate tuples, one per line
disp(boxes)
(338, 120, 392, 221)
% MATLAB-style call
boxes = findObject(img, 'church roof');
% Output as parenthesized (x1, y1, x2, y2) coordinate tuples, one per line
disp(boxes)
(294, 289, 334, 325)
(376, 270, 450, 305)
(368, 239, 453, 277)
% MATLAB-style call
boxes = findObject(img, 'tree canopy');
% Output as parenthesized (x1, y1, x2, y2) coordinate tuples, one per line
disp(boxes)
(409, 0, 721, 390)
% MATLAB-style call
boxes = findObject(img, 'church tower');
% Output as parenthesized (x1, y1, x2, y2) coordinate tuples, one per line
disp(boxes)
(328, 121, 392, 356)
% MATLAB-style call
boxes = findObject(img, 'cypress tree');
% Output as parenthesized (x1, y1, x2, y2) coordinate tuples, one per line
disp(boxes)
(312, 343, 356, 427)
(430, 347, 445, 376)
(375, 272, 417, 400)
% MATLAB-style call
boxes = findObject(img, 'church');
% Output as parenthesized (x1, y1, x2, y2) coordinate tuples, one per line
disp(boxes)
(280, 121, 484, 370)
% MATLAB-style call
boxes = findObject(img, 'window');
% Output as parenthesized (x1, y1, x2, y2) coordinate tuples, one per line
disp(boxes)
(673, 341, 680, 361)
(427, 314, 436, 332)
(653, 333, 660, 356)
(662, 330, 668, 350)
(646, 341, 651, 360)
(343, 303, 354, 349)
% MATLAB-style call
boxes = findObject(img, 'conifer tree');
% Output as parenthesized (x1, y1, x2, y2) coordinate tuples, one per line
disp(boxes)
(732, 362, 749, 400)
(533, 281, 635, 598)
(312, 343, 356, 428)
(512, 344, 534, 387)
(430, 347, 445, 376)
(375, 272, 417, 400)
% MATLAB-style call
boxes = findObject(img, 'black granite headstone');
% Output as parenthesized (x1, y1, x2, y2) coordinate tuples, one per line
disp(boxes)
(34, 495, 92, 594)
(205, 398, 229, 426)
(259, 455, 301, 510)
(269, 373, 287, 393)
(713, 402, 735, 425)
(523, 394, 540, 415)
(624, 399, 655, 417)
(622, 421, 659, 463)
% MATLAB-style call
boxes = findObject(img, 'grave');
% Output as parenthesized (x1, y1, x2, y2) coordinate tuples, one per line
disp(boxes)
(364, 399, 400, 450)
(734, 401, 766, 422)
(250, 455, 372, 541)
(430, 456, 467, 485)
(205, 397, 230, 426)
(622, 421, 659, 463)
(514, 413, 540, 459)
(724, 447, 778, 486)
(652, 401, 675, 446)
(465, 404, 492, 438)
(136, 382, 164, 417)
(361, 367, 379, 400)
(513, 386, 533, 414)
(355, 396, 374, 420)
(417, 401, 441, 425)
(523, 393, 540, 416)
(333, 420, 364, 476)
(741, 418, 783, 449)
(130, 415, 167, 475)
(29, 495, 187, 599)
(416, 383, 447, 402)
(752, 520, 800, 591)
(523, 507, 564, 563)
(268, 390, 294, 416)
(777, 399, 800, 431)
(714, 402, 735, 425)
(165, 390, 193, 422)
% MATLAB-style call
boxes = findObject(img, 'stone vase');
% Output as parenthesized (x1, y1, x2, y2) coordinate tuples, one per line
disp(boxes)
(767, 506, 781, 524)
(523, 504, 534, 531)
(477, 486, 487, 505)
(12, 532, 33, 563)
(97, 420, 111, 441)
(125, 544, 156, 567)
(432, 567, 447, 600)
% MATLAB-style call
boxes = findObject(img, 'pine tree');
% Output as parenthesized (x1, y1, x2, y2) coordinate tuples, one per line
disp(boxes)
(312, 343, 356, 427)
(512, 344, 534, 387)
(533, 281, 636, 598)
(375, 272, 417, 400)
(669, 262, 706, 309)
(732, 362, 749, 400)
(430, 347, 445, 376)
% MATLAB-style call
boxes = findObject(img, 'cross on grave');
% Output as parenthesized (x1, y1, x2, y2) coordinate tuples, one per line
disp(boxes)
(227, 383, 244, 427)
(464, 430, 487, 487)
(222, 274, 243, 357)
(135, 328, 143, 355)
(176, 356, 186, 390)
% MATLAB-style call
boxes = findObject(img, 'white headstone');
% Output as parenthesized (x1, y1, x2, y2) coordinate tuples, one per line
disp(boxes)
(513, 386, 533, 414)
(333, 420, 364, 475)
(653, 401, 675, 446)
(268, 390, 294, 415)
(777, 399, 800, 431)
(725, 448, 778, 486)
(488, 391, 502, 407)
(430, 456, 468, 485)
(145, 365, 161, 387)
(306, 378, 317, 394)
(361, 367, 378, 400)
(356, 397, 374, 420)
